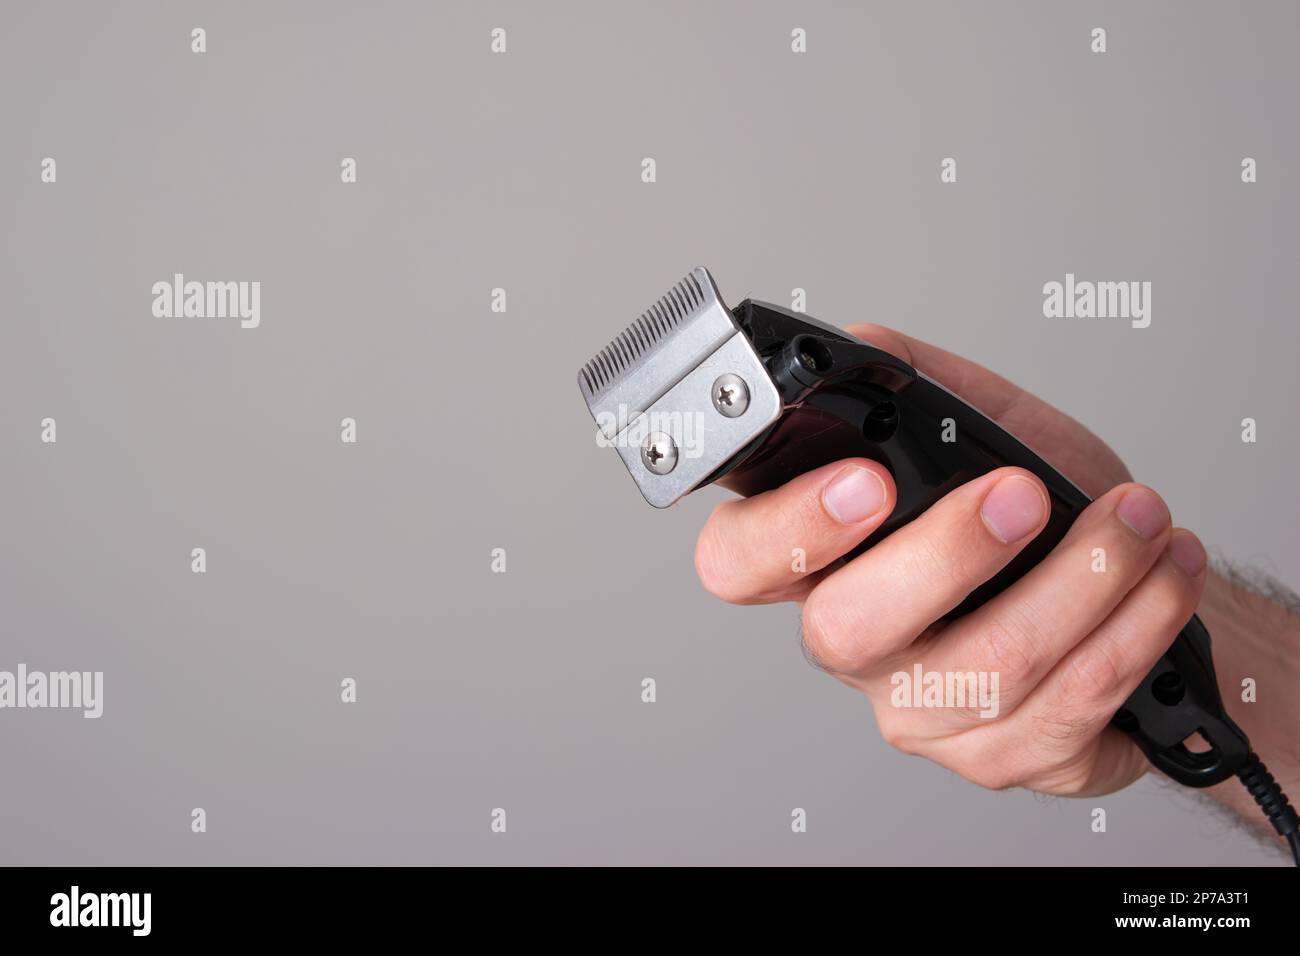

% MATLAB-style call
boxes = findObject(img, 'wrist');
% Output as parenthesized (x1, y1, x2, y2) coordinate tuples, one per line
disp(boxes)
(1195, 568, 1300, 843)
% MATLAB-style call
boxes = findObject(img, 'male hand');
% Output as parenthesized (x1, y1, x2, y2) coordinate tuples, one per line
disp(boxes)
(694, 324, 1211, 798)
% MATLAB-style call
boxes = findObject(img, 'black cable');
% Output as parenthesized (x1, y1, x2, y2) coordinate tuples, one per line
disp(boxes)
(1236, 752, 1300, 866)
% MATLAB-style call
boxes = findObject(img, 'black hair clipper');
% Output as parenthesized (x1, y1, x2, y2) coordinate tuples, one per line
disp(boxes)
(578, 269, 1300, 855)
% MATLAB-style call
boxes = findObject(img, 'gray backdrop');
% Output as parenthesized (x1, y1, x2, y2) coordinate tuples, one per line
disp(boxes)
(2, 1, 1297, 865)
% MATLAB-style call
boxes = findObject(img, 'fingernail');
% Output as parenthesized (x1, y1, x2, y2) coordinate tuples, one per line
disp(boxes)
(822, 466, 887, 524)
(1167, 532, 1206, 577)
(980, 475, 1047, 544)
(1116, 486, 1170, 541)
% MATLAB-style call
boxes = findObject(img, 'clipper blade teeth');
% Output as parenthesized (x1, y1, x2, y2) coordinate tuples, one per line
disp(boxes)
(578, 271, 707, 398)
(575, 265, 782, 509)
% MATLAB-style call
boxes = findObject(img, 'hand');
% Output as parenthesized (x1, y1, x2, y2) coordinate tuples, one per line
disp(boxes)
(693, 323, 1210, 798)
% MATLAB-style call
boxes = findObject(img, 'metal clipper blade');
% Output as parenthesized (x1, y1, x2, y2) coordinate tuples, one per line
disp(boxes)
(577, 267, 782, 507)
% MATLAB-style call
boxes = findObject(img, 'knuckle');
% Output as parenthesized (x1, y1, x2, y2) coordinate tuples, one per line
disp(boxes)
(1030, 710, 1101, 751)
(905, 531, 970, 595)
(692, 537, 729, 601)
(970, 605, 1043, 687)
(966, 756, 1020, 792)
(942, 731, 1023, 791)
(1022, 748, 1104, 796)
(874, 707, 918, 754)
(693, 523, 747, 604)
(1155, 565, 1200, 616)
(1059, 635, 1127, 705)
(800, 593, 858, 674)
(1132, 552, 1202, 623)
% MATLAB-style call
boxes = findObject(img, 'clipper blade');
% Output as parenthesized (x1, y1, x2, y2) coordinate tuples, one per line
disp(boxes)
(577, 267, 782, 508)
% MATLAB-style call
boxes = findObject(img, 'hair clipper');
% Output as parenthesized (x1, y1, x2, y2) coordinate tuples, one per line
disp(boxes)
(577, 266, 1300, 841)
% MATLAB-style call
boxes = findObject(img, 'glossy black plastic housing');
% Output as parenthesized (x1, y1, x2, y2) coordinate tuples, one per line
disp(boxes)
(713, 300, 1249, 788)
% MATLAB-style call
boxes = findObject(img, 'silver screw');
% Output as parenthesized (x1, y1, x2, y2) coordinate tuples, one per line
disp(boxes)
(641, 432, 678, 475)
(711, 374, 750, 418)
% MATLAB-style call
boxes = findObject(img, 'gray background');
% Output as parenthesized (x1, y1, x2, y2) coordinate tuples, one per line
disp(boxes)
(2, 0, 1297, 865)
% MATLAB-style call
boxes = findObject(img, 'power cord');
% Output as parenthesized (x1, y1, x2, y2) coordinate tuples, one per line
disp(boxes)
(1236, 753, 1300, 866)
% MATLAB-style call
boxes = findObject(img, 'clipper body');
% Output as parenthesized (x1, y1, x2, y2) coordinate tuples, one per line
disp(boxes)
(579, 269, 1249, 788)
